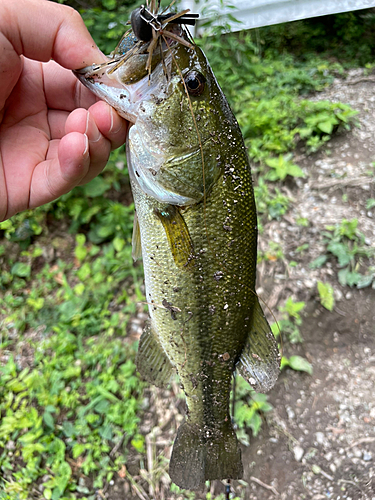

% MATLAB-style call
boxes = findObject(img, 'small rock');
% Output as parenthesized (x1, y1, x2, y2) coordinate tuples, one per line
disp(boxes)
(329, 463, 336, 473)
(294, 445, 304, 462)
(286, 406, 295, 420)
(363, 451, 372, 461)
(5, 440, 15, 450)
(315, 432, 325, 444)
(334, 289, 343, 301)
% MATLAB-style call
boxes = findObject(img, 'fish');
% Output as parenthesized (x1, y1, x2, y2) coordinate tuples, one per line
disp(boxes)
(74, 4, 280, 491)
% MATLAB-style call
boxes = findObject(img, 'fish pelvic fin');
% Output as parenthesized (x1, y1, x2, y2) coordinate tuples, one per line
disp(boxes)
(136, 323, 174, 388)
(237, 296, 280, 393)
(169, 420, 243, 490)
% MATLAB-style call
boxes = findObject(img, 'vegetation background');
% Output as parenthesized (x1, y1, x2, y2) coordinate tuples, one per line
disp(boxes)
(1, 1, 375, 499)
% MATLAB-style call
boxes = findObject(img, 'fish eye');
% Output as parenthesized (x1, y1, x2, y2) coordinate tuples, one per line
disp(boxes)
(184, 71, 206, 96)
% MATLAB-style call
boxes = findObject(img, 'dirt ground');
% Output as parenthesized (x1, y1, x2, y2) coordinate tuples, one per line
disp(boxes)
(242, 69, 375, 500)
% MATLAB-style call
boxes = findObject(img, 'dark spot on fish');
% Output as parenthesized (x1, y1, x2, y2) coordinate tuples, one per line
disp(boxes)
(153, 96, 164, 105)
(162, 299, 181, 320)
(119, 94, 126, 99)
(135, 171, 140, 177)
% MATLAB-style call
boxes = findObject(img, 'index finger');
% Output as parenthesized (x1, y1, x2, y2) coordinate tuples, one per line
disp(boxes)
(0, 0, 106, 69)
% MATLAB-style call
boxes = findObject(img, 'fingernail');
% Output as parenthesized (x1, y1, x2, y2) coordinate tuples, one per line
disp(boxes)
(109, 108, 124, 135)
(85, 112, 101, 143)
(83, 134, 89, 156)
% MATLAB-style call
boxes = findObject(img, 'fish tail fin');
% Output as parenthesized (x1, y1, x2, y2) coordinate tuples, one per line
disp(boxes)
(169, 420, 243, 490)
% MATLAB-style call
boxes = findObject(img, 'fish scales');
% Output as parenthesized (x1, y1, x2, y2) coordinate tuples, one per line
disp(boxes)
(74, 12, 280, 491)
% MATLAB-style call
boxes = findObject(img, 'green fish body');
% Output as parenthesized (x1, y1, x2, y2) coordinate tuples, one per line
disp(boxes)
(74, 24, 279, 491)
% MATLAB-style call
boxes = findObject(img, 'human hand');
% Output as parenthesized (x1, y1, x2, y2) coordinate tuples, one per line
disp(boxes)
(0, 0, 128, 222)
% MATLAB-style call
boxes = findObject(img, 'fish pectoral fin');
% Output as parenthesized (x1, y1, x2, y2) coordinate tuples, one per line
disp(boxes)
(132, 212, 142, 262)
(155, 205, 194, 269)
(136, 323, 174, 388)
(237, 297, 280, 393)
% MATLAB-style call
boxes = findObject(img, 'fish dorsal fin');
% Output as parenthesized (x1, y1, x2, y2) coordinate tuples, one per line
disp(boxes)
(155, 205, 195, 269)
(237, 297, 280, 393)
(132, 211, 142, 262)
(136, 323, 174, 388)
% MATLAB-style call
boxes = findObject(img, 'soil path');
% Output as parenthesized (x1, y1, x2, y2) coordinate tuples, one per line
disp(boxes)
(245, 70, 375, 500)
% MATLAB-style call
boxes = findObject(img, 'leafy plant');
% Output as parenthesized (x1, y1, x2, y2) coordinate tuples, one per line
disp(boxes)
(310, 219, 375, 288)
(281, 355, 313, 375)
(265, 153, 305, 181)
(317, 281, 335, 311)
(259, 241, 284, 262)
(232, 377, 273, 445)
(254, 178, 290, 220)
(273, 297, 306, 344)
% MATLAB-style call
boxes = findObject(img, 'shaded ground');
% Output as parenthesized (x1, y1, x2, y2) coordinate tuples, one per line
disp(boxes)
(244, 293, 375, 500)
(243, 70, 375, 500)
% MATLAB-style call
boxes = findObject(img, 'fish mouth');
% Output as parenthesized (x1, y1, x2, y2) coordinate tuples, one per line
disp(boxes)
(73, 56, 172, 125)
(73, 64, 137, 123)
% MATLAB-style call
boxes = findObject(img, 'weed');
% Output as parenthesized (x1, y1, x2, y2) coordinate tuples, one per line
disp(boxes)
(275, 297, 305, 344)
(265, 153, 305, 181)
(310, 218, 375, 288)
(281, 355, 313, 375)
(317, 281, 335, 311)
(232, 377, 273, 446)
(254, 179, 290, 220)
(259, 241, 284, 263)
(272, 300, 313, 375)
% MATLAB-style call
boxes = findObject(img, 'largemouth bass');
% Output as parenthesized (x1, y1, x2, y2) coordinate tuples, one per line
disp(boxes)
(74, 6, 280, 491)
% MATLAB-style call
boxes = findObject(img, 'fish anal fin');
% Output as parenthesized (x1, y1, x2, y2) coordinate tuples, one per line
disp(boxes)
(136, 323, 174, 388)
(237, 297, 280, 393)
(155, 205, 194, 269)
(132, 212, 142, 262)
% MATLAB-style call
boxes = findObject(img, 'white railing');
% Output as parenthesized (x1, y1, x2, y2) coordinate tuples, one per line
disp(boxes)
(180, 0, 375, 32)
